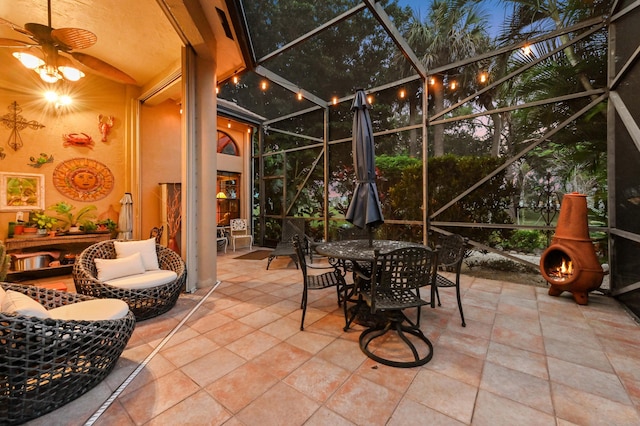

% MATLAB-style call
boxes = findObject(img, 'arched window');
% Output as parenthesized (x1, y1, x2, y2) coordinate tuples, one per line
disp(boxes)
(217, 131, 239, 155)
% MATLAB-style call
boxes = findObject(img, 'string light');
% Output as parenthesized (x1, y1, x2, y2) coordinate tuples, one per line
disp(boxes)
(332, 96, 338, 105)
(479, 72, 488, 84)
(429, 77, 436, 85)
(522, 44, 532, 56)
(260, 80, 268, 91)
(367, 95, 373, 104)
(449, 81, 457, 90)
(227, 120, 231, 128)
(232, 75, 239, 84)
(216, 86, 220, 94)
(296, 92, 303, 101)
(399, 89, 406, 99)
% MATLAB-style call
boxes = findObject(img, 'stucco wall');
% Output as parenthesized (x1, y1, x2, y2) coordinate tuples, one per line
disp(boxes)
(0, 73, 130, 240)
(140, 100, 182, 238)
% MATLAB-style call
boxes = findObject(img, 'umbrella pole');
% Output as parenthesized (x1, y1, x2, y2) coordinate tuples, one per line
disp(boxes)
(368, 225, 373, 247)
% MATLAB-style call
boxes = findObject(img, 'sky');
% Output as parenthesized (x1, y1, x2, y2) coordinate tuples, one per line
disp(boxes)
(396, 0, 509, 38)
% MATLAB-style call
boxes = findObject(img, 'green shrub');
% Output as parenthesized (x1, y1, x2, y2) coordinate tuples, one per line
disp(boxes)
(503, 230, 546, 253)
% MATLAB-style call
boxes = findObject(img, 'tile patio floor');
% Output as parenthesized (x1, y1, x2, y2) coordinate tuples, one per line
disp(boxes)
(24, 247, 640, 425)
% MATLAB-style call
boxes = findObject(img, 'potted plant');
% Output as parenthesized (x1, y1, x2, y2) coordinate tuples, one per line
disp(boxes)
(96, 218, 117, 236)
(32, 211, 58, 235)
(48, 202, 97, 232)
(81, 220, 97, 233)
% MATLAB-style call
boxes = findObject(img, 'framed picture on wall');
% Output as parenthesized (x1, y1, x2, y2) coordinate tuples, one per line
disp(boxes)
(0, 172, 45, 211)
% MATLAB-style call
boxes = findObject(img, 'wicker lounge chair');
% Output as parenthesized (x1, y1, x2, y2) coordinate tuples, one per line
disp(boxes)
(0, 282, 135, 425)
(73, 239, 186, 321)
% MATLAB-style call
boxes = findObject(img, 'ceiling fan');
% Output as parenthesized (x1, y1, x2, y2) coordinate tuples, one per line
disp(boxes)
(0, 0, 137, 85)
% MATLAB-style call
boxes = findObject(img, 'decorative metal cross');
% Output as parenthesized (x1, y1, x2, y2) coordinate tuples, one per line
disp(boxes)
(1, 101, 46, 151)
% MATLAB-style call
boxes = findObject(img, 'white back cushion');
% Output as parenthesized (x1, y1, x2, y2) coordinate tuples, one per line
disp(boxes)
(0, 287, 5, 308)
(114, 238, 160, 271)
(95, 252, 146, 281)
(2, 290, 51, 318)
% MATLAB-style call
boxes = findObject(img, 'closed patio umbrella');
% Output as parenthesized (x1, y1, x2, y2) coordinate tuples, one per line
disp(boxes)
(117, 192, 133, 240)
(345, 89, 384, 246)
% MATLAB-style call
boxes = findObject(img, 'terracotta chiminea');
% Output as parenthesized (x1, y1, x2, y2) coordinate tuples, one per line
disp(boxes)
(539, 192, 604, 305)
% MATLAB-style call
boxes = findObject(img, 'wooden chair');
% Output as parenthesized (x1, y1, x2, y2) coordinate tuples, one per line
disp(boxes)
(355, 245, 438, 368)
(292, 234, 346, 330)
(229, 219, 253, 251)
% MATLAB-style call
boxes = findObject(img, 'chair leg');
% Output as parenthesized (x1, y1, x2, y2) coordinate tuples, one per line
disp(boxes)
(300, 287, 308, 330)
(359, 314, 434, 368)
(455, 280, 466, 327)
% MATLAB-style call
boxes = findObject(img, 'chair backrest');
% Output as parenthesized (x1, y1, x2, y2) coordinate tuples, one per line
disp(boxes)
(369, 246, 437, 311)
(216, 227, 227, 239)
(282, 218, 305, 243)
(149, 225, 163, 243)
(438, 234, 466, 268)
(292, 234, 309, 278)
(230, 219, 248, 235)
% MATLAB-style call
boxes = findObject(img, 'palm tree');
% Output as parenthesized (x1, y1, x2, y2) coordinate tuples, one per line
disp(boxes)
(405, 0, 492, 156)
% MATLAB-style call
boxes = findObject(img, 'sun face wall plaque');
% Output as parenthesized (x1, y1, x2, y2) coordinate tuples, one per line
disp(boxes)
(53, 158, 115, 201)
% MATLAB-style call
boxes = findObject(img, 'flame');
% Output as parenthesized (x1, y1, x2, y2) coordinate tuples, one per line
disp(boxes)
(560, 259, 573, 275)
(547, 256, 574, 282)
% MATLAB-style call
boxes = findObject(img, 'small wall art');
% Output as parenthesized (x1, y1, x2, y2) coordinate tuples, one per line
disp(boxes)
(0, 172, 45, 211)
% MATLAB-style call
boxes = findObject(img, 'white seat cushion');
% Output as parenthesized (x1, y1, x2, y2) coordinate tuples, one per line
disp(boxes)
(105, 269, 178, 290)
(114, 238, 160, 271)
(95, 252, 146, 281)
(2, 290, 51, 319)
(48, 299, 130, 321)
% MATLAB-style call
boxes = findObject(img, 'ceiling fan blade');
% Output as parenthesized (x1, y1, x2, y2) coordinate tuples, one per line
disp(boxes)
(0, 17, 33, 37)
(52, 28, 97, 50)
(71, 52, 137, 85)
(23, 23, 55, 44)
(0, 38, 38, 48)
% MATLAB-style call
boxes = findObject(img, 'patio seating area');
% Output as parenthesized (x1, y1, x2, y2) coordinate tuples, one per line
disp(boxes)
(23, 246, 640, 425)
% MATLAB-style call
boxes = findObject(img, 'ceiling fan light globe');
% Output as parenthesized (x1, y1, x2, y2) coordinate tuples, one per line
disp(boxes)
(13, 52, 44, 69)
(38, 67, 61, 83)
(59, 66, 84, 81)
